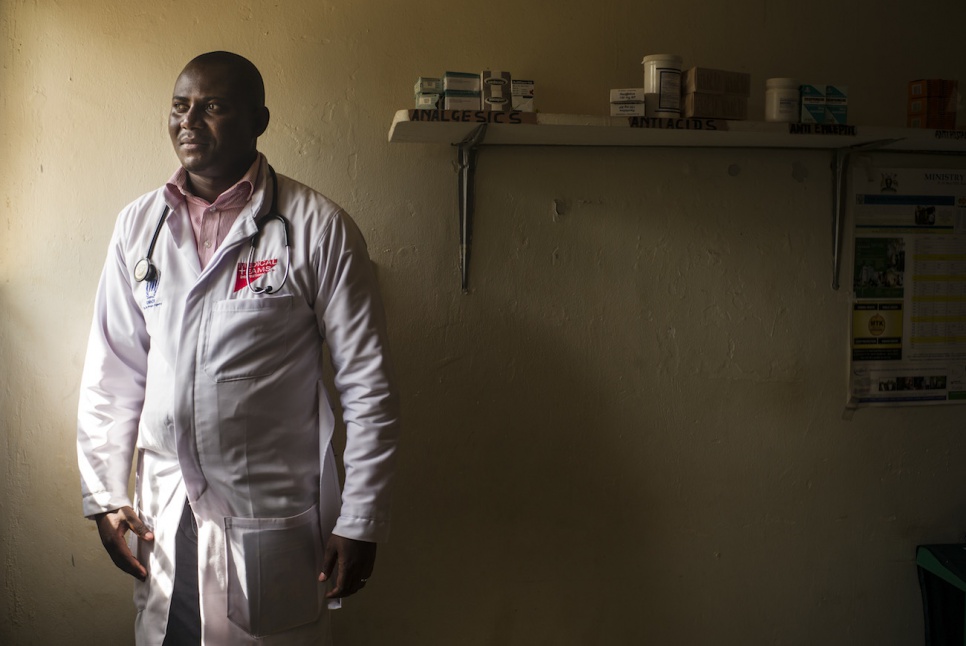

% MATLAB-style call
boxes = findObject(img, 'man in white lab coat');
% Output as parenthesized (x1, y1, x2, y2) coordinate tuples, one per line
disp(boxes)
(77, 51, 400, 645)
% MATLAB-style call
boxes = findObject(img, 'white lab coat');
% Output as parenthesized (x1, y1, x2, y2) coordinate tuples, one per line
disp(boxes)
(77, 155, 400, 645)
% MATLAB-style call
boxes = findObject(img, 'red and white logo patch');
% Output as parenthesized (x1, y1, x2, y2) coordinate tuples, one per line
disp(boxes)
(234, 259, 278, 292)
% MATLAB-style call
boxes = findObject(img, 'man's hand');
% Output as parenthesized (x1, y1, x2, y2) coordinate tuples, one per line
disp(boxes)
(93, 506, 154, 581)
(319, 535, 377, 599)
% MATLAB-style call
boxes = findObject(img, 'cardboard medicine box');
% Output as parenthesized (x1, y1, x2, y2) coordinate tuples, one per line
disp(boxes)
(443, 72, 481, 93)
(610, 102, 646, 117)
(414, 94, 440, 110)
(682, 67, 751, 96)
(512, 80, 534, 112)
(414, 77, 442, 95)
(800, 84, 826, 124)
(683, 92, 748, 120)
(481, 70, 512, 111)
(610, 88, 646, 103)
(825, 85, 848, 124)
(908, 79, 958, 98)
(443, 90, 481, 110)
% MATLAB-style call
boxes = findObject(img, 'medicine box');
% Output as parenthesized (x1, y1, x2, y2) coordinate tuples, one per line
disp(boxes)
(610, 102, 646, 117)
(800, 84, 826, 124)
(908, 113, 956, 129)
(825, 85, 848, 124)
(610, 88, 646, 103)
(908, 79, 958, 98)
(682, 67, 751, 96)
(414, 94, 440, 110)
(414, 77, 442, 95)
(443, 90, 481, 110)
(512, 80, 534, 112)
(482, 70, 512, 111)
(443, 72, 481, 93)
(683, 92, 748, 119)
(907, 79, 957, 129)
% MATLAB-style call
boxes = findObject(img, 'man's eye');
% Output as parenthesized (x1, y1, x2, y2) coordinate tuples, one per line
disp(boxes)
(207, 103, 221, 112)
(172, 103, 187, 112)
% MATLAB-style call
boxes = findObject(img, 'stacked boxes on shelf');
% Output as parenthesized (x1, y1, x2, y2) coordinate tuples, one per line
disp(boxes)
(908, 79, 958, 129)
(682, 67, 750, 120)
(443, 72, 481, 110)
(414, 77, 441, 110)
(609, 88, 646, 116)
(799, 84, 849, 124)
(413, 71, 535, 112)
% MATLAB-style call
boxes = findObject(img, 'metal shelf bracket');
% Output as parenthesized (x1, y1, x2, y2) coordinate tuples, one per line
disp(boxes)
(456, 123, 487, 293)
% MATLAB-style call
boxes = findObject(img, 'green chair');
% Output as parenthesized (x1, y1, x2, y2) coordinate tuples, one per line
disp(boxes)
(917, 544, 966, 645)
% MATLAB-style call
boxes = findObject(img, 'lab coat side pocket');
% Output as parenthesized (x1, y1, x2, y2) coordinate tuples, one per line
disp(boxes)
(224, 505, 323, 638)
(128, 511, 155, 612)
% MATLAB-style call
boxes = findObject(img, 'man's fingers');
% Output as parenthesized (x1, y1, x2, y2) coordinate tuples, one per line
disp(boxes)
(321, 535, 377, 599)
(94, 507, 150, 580)
(106, 537, 148, 581)
(319, 544, 337, 583)
(121, 509, 154, 541)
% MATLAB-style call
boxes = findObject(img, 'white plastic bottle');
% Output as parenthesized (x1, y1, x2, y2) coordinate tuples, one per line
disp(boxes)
(765, 78, 800, 123)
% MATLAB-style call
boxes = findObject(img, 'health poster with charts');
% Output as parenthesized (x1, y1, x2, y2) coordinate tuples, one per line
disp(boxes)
(849, 167, 966, 406)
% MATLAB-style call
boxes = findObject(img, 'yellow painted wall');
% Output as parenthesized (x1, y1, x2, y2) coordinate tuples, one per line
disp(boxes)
(2, 1, 966, 644)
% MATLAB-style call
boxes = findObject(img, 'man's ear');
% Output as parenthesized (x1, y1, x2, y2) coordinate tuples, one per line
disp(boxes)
(255, 106, 270, 137)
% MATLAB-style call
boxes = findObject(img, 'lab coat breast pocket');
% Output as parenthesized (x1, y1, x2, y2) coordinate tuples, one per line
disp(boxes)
(204, 295, 293, 382)
(224, 505, 324, 638)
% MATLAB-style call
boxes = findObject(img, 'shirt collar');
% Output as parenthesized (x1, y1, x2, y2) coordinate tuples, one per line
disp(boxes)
(163, 153, 264, 209)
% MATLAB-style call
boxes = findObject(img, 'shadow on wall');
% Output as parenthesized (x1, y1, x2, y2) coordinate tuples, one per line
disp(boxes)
(326, 203, 667, 644)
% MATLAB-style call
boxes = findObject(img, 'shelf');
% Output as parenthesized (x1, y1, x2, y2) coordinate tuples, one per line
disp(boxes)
(389, 109, 966, 152)
(388, 109, 966, 293)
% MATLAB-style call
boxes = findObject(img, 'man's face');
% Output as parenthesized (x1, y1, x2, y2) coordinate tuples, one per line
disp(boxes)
(168, 63, 267, 187)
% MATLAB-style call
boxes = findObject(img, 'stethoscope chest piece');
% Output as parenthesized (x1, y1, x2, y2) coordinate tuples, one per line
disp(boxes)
(134, 258, 157, 283)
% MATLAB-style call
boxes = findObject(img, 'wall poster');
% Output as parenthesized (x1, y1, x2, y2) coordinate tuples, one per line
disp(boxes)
(849, 166, 966, 406)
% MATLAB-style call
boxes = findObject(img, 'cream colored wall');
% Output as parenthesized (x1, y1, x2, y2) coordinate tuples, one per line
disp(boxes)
(2, 1, 965, 644)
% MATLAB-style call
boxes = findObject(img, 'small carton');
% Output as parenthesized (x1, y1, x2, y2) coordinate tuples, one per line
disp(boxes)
(682, 67, 751, 96)
(800, 84, 826, 124)
(610, 102, 646, 117)
(825, 85, 848, 124)
(610, 88, 646, 103)
(414, 77, 442, 95)
(683, 92, 748, 119)
(481, 70, 512, 111)
(414, 93, 440, 110)
(907, 95, 956, 118)
(907, 113, 957, 129)
(908, 79, 958, 98)
(443, 72, 481, 93)
(443, 90, 481, 110)
(512, 80, 534, 112)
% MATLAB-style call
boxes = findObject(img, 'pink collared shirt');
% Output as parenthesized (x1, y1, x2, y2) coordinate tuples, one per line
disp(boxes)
(164, 155, 263, 269)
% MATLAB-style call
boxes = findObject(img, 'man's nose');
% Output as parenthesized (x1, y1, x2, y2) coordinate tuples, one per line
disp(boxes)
(180, 103, 204, 128)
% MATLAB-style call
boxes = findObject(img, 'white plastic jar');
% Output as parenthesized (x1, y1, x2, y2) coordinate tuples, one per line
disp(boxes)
(765, 78, 800, 122)
(642, 54, 683, 117)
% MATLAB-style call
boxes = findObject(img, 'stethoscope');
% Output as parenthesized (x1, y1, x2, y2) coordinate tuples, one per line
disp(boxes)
(133, 166, 291, 294)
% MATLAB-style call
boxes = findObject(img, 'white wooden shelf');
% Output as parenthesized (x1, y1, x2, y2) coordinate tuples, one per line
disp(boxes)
(389, 109, 966, 152)
(388, 109, 966, 293)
